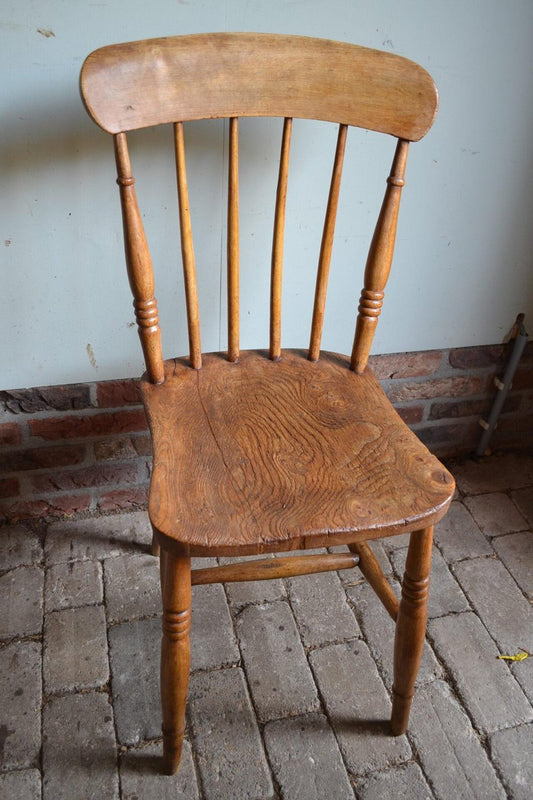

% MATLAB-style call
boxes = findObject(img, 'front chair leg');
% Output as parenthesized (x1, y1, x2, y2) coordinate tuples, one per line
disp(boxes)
(160, 550, 191, 774)
(391, 526, 433, 735)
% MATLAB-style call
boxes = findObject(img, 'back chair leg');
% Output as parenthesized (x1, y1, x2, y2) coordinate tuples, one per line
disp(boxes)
(151, 527, 161, 557)
(160, 550, 191, 774)
(391, 526, 433, 735)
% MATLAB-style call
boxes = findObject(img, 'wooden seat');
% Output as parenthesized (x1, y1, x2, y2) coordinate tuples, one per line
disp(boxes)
(80, 32, 455, 775)
(143, 350, 452, 555)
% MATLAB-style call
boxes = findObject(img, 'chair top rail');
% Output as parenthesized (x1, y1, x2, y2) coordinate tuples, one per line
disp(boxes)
(80, 32, 438, 140)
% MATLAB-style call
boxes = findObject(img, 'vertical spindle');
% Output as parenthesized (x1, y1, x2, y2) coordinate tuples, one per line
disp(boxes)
(174, 122, 202, 369)
(309, 124, 348, 361)
(227, 117, 240, 362)
(270, 117, 292, 361)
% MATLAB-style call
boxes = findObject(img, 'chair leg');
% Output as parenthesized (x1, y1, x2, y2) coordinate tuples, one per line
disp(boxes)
(160, 550, 191, 774)
(391, 526, 433, 735)
(151, 527, 161, 557)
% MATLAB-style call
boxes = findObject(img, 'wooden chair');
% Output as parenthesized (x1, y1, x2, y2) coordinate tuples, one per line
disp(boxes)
(80, 33, 455, 775)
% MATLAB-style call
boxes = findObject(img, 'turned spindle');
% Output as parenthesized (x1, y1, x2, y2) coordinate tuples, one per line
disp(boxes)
(114, 132, 164, 384)
(161, 553, 191, 774)
(391, 527, 433, 734)
(351, 138, 409, 374)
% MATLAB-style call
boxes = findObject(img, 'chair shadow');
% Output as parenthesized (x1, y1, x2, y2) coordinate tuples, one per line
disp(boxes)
(329, 715, 392, 737)
(121, 750, 163, 776)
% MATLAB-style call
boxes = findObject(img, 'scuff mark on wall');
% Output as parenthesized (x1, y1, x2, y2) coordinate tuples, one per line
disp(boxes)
(86, 344, 98, 369)
(37, 28, 55, 38)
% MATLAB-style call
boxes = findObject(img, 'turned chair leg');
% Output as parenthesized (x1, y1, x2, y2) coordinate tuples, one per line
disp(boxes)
(391, 526, 433, 735)
(160, 550, 191, 774)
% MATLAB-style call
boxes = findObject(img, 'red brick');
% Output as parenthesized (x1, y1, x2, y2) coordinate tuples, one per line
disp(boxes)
(30, 462, 140, 493)
(520, 340, 533, 364)
(97, 379, 142, 408)
(132, 434, 152, 456)
(509, 367, 533, 391)
(449, 345, 505, 370)
(0, 422, 22, 448)
(387, 376, 485, 404)
(369, 350, 442, 380)
(29, 409, 147, 441)
(97, 486, 149, 512)
(1, 443, 86, 472)
(492, 414, 533, 449)
(415, 420, 480, 451)
(394, 405, 424, 425)
(0, 477, 19, 498)
(430, 399, 488, 421)
(0, 384, 93, 413)
(0, 493, 92, 522)
(94, 437, 137, 461)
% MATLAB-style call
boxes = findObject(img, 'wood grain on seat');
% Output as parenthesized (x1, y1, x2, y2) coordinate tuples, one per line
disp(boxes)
(144, 350, 453, 556)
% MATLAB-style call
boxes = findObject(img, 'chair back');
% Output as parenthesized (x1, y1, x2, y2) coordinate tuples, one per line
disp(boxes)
(80, 33, 438, 383)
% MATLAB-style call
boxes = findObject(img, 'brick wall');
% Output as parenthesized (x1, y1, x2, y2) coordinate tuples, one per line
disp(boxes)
(1, 343, 531, 523)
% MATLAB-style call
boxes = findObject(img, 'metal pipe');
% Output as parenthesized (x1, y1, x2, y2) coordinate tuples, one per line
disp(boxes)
(475, 314, 528, 457)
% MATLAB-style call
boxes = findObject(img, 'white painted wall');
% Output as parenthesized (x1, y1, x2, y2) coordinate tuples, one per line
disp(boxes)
(2, 1, 532, 389)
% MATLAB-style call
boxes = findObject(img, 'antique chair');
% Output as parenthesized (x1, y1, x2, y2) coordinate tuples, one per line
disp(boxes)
(80, 33, 454, 774)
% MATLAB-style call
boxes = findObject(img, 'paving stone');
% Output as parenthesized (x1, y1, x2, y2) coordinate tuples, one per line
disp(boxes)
(309, 640, 411, 775)
(104, 553, 160, 622)
(492, 531, 533, 598)
(356, 762, 433, 800)
(220, 554, 286, 610)
(0, 566, 43, 639)
(490, 723, 533, 800)
(45, 559, 103, 611)
(44, 604, 108, 693)
(390, 546, 469, 618)
(188, 668, 274, 800)
(433, 501, 493, 562)
(512, 486, 533, 525)
(383, 532, 412, 551)
(120, 740, 199, 800)
(453, 556, 533, 702)
(108, 617, 160, 744)
(190, 583, 239, 671)
(236, 601, 319, 723)
(287, 570, 360, 647)
(453, 557, 533, 655)
(511, 657, 533, 705)
(191, 556, 218, 571)
(409, 680, 505, 800)
(0, 768, 41, 800)
(464, 493, 528, 537)
(264, 713, 353, 800)
(0, 641, 41, 770)
(45, 511, 152, 564)
(42, 692, 118, 800)
(428, 612, 533, 734)
(347, 580, 441, 689)
(452, 454, 533, 495)
(0, 525, 42, 570)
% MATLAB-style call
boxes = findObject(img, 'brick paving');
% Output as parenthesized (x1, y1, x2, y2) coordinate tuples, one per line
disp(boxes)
(1, 451, 532, 799)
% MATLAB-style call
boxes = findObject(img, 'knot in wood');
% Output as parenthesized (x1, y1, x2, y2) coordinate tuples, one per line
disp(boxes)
(116, 176, 135, 186)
